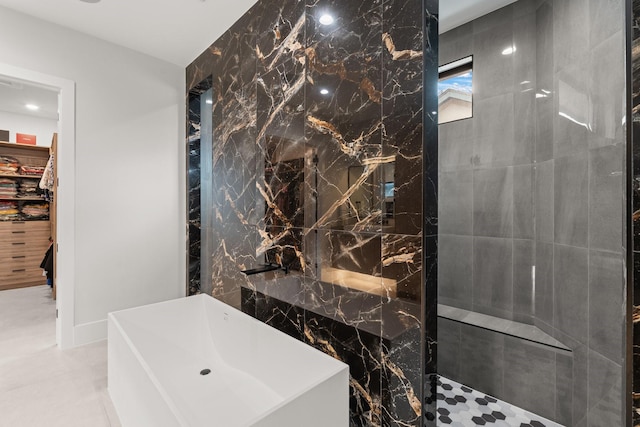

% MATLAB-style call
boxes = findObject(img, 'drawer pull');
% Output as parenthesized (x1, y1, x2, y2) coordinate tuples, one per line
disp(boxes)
(12, 256, 26, 259)
(11, 231, 26, 234)
(11, 242, 25, 246)
(12, 269, 26, 273)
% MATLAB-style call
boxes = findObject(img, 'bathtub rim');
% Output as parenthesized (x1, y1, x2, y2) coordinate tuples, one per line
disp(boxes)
(108, 293, 349, 426)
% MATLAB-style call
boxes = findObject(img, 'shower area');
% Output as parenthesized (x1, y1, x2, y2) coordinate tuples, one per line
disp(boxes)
(437, 0, 627, 426)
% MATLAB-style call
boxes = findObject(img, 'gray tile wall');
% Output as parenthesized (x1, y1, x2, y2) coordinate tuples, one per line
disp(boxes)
(438, 0, 626, 424)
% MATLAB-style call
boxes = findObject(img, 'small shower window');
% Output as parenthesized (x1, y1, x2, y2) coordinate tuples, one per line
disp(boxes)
(438, 56, 473, 124)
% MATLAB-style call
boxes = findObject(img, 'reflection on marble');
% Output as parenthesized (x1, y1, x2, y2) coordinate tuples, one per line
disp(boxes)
(186, 0, 430, 424)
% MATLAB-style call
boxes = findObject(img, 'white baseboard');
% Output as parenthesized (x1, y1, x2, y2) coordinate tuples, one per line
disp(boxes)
(74, 319, 107, 346)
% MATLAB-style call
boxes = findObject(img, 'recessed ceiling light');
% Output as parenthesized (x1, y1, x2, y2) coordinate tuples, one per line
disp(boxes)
(502, 46, 516, 55)
(79, 0, 101, 3)
(25, 104, 40, 111)
(319, 14, 334, 25)
(320, 88, 330, 95)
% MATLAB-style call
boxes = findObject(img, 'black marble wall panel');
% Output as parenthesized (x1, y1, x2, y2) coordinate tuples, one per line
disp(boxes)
(633, 1, 640, 425)
(306, 309, 383, 426)
(187, 78, 212, 295)
(304, 0, 384, 232)
(186, 0, 431, 425)
(423, 0, 440, 418)
(242, 287, 422, 426)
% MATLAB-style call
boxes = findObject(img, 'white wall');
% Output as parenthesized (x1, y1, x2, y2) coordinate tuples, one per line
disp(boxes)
(0, 6, 186, 345)
(0, 111, 58, 147)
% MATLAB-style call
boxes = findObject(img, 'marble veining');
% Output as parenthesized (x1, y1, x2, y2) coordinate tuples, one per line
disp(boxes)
(186, 0, 432, 424)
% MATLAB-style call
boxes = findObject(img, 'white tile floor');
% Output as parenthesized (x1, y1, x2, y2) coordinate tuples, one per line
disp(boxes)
(0, 286, 121, 427)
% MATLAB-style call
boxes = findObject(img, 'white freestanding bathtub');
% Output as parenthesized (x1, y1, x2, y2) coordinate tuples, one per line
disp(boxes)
(108, 294, 349, 427)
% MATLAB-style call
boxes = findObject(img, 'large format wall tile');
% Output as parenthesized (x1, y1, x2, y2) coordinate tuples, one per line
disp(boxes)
(502, 337, 557, 422)
(555, 351, 574, 426)
(458, 326, 505, 398)
(534, 1, 554, 163)
(436, 318, 461, 380)
(534, 241, 554, 328)
(438, 234, 472, 310)
(513, 165, 534, 239)
(305, 0, 383, 232)
(589, 250, 624, 364)
(589, 31, 625, 149)
(512, 239, 534, 322)
(553, 244, 589, 344)
(534, 160, 554, 243)
(512, 6, 537, 166)
(472, 237, 513, 318)
(552, 0, 589, 71)
(553, 58, 590, 160)
(554, 152, 588, 247)
(472, 23, 514, 100)
(588, 350, 623, 427)
(382, 0, 426, 237)
(472, 167, 513, 238)
(439, 170, 472, 235)
(589, 145, 624, 253)
(381, 234, 422, 301)
(473, 94, 515, 167)
(438, 118, 474, 172)
(440, 1, 627, 424)
(305, 310, 382, 426)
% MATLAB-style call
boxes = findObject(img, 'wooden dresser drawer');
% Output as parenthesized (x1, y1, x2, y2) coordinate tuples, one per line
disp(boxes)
(0, 268, 46, 290)
(0, 251, 45, 267)
(0, 232, 49, 243)
(0, 265, 44, 281)
(0, 221, 50, 232)
(0, 240, 49, 256)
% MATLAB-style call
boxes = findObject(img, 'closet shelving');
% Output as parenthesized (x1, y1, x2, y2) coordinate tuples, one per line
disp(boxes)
(0, 141, 51, 291)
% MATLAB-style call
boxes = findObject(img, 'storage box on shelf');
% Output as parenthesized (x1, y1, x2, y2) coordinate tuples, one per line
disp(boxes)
(0, 141, 50, 290)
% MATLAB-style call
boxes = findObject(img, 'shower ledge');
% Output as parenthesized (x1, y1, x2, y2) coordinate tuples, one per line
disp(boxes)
(438, 304, 571, 352)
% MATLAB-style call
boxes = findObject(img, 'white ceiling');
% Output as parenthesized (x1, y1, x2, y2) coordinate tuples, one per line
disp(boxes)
(439, 0, 519, 34)
(0, 0, 258, 67)
(0, 0, 519, 119)
(0, 0, 520, 67)
(0, 76, 59, 121)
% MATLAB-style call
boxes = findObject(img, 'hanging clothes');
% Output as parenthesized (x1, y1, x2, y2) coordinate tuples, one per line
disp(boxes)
(40, 243, 54, 287)
(39, 154, 55, 192)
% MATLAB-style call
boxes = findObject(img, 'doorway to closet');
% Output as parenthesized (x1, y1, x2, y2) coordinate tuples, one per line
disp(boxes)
(0, 63, 75, 349)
